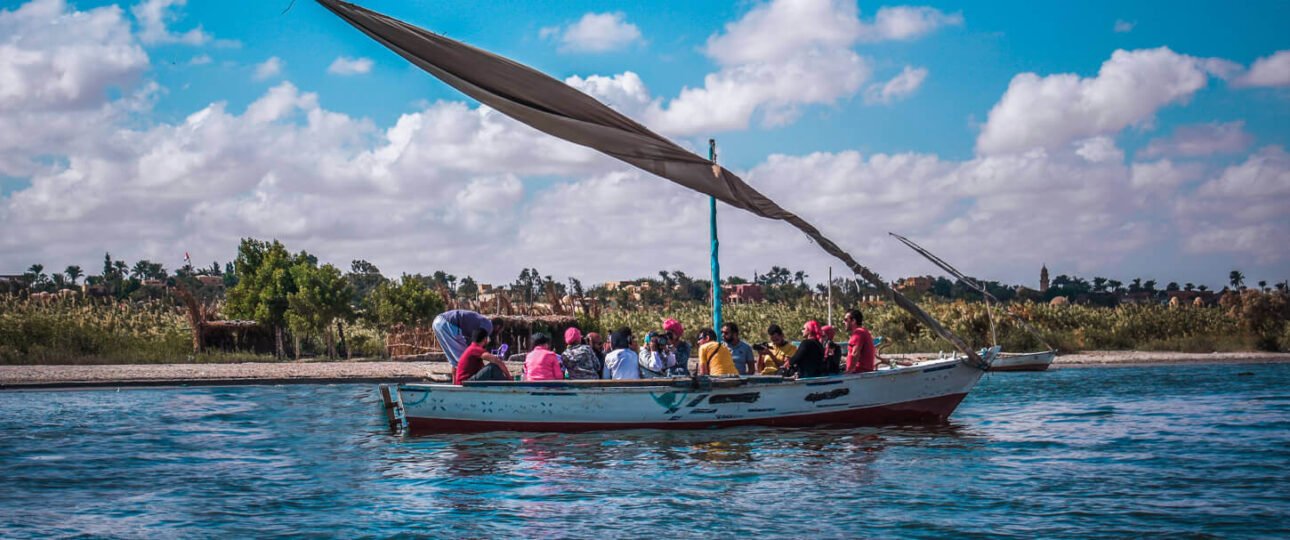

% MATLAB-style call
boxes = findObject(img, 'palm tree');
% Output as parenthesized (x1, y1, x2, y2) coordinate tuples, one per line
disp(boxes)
(793, 270, 808, 287)
(1229, 270, 1245, 289)
(25, 264, 47, 290)
(1258, 280, 1267, 292)
(64, 265, 83, 286)
(1184, 283, 1195, 292)
(131, 260, 151, 281)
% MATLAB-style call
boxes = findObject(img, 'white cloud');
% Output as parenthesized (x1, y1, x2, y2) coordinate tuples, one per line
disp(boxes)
(977, 47, 1214, 155)
(1074, 136, 1124, 163)
(0, 0, 148, 112)
(647, 48, 870, 134)
(704, 0, 862, 65)
(857, 6, 963, 42)
(254, 57, 283, 80)
(188, 54, 211, 66)
(1, 0, 1285, 287)
(1129, 159, 1201, 192)
(0, 79, 618, 280)
(864, 66, 928, 104)
(1113, 19, 1134, 33)
(327, 56, 372, 76)
(1176, 146, 1290, 263)
(647, 0, 877, 135)
(543, 12, 642, 53)
(131, 0, 211, 45)
(644, 1, 958, 135)
(0, 0, 150, 176)
(1235, 50, 1290, 88)
(565, 72, 654, 118)
(1139, 121, 1253, 158)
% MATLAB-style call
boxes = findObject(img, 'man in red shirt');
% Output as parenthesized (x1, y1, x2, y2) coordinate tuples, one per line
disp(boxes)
(844, 309, 876, 373)
(454, 329, 511, 384)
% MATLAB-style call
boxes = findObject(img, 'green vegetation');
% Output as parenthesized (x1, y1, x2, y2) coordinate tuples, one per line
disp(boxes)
(3, 238, 1288, 364)
(587, 298, 1280, 354)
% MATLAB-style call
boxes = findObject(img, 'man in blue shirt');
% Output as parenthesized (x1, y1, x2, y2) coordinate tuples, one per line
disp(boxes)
(721, 322, 755, 376)
(432, 309, 494, 368)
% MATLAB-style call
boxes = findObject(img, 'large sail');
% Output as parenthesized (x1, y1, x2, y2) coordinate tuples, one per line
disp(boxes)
(316, 0, 984, 367)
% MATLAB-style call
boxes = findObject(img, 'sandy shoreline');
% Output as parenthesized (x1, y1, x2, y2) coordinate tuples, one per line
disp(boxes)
(2, 351, 1288, 389)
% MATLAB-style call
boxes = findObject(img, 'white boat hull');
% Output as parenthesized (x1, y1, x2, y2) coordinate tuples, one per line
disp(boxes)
(990, 350, 1057, 372)
(392, 354, 992, 433)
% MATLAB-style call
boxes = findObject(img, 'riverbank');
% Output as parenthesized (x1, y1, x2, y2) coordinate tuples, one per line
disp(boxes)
(3, 351, 1290, 389)
(1053, 350, 1290, 367)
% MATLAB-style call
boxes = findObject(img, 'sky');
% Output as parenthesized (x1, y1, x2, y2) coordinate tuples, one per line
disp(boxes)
(1, 0, 1288, 290)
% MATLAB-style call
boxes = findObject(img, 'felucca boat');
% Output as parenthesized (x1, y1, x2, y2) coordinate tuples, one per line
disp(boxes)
(990, 350, 1056, 371)
(384, 350, 996, 433)
(890, 234, 1058, 373)
(316, 0, 999, 432)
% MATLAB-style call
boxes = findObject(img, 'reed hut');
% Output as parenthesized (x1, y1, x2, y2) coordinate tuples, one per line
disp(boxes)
(386, 314, 580, 361)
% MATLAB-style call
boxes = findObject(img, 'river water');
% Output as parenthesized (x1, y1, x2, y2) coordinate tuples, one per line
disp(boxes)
(1, 364, 1287, 538)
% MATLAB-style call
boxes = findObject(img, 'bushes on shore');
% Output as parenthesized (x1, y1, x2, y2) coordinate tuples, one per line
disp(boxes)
(594, 297, 1283, 354)
(0, 295, 387, 365)
(3, 291, 1287, 364)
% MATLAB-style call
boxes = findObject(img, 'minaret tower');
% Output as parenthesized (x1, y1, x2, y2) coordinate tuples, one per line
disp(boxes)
(1040, 264, 1050, 293)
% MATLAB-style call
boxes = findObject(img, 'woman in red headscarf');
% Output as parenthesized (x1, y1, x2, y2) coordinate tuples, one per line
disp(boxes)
(784, 320, 828, 378)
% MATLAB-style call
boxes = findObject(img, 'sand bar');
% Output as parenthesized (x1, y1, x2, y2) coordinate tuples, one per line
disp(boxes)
(2, 352, 1288, 389)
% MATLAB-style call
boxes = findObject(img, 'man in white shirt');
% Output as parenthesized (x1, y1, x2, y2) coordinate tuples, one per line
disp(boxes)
(602, 327, 642, 380)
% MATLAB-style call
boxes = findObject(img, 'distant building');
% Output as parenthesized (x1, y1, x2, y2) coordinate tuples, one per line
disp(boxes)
(1120, 291, 1154, 305)
(1040, 264, 1050, 293)
(723, 283, 764, 303)
(196, 275, 224, 288)
(895, 276, 934, 294)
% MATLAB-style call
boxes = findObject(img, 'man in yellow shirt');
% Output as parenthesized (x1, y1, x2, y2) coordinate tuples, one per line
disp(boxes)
(696, 328, 739, 377)
(756, 324, 797, 375)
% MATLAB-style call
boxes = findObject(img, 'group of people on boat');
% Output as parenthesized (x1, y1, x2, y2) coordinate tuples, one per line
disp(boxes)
(433, 309, 878, 385)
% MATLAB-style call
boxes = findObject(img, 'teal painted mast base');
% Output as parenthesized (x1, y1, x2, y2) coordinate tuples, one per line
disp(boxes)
(709, 139, 723, 332)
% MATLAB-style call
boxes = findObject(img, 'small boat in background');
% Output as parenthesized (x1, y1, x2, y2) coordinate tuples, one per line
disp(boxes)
(990, 350, 1057, 372)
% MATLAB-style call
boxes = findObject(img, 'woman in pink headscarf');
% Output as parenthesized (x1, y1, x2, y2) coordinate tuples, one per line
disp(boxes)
(662, 318, 691, 375)
(784, 320, 828, 378)
(560, 326, 602, 379)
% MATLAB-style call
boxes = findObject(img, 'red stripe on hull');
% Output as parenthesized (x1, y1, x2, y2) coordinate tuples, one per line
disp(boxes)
(405, 392, 969, 434)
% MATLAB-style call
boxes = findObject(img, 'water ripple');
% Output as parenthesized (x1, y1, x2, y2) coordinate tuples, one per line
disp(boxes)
(1, 365, 1288, 538)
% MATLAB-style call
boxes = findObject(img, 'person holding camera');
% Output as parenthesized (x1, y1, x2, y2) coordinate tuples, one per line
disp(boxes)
(756, 324, 797, 375)
(638, 330, 677, 378)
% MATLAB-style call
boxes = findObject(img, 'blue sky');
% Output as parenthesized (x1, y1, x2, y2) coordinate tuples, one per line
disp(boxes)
(2, 0, 1288, 289)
